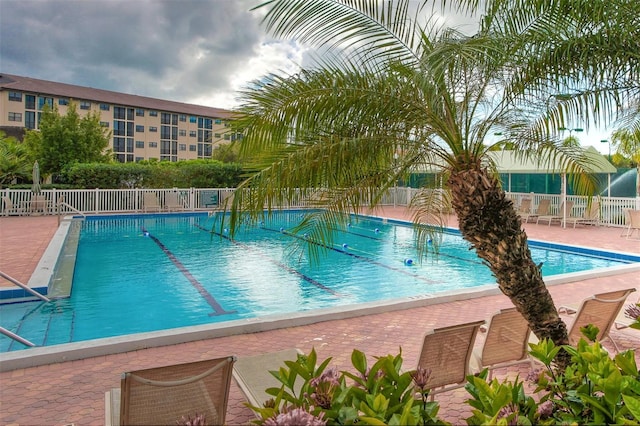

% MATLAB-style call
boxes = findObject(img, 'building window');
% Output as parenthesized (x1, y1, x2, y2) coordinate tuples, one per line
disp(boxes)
(136, 125, 144, 132)
(25, 111, 36, 129)
(149, 126, 158, 132)
(161, 112, 171, 125)
(136, 108, 145, 117)
(8, 112, 22, 122)
(189, 144, 196, 151)
(100, 103, 110, 111)
(224, 134, 230, 140)
(38, 96, 53, 110)
(189, 116, 197, 123)
(59, 98, 69, 106)
(179, 129, 186, 137)
(179, 144, 187, 151)
(215, 119, 222, 125)
(100, 121, 109, 128)
(8, 92, 22, 102)
(148, 142, 158, 148)
(80, 101, 91, 110)
(189, 130, 197, 137)
(214, 133, 221, 139)
(135, 157, 144, 162)
(135, 140, 145, 148)
(149, 110, 158, 117)
(179, 114, 187, 122)
(25, 95, 36, 110)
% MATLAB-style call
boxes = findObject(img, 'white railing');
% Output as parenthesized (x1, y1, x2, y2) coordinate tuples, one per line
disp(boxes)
(1, 187, 637, 228)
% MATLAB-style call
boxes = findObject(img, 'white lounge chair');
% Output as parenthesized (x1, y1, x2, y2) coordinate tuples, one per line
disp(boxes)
(563, 201, 600, 228)
(164, 192, 184, 212)
(622, 209, 640, 239)
(143, 192, 162, 212)
(537, 201, 573, 226)
(233, 348, 303, 412)
(1, 196, 25, 216)
(521, 199, 550, 223)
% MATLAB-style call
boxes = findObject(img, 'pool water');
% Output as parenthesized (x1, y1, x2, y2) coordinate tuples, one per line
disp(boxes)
(0, 211, 632, 352)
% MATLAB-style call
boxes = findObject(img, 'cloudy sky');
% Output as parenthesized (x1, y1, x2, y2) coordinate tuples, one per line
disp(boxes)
(0, 0, 610, 151)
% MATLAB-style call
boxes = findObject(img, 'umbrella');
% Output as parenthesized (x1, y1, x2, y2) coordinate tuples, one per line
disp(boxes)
(31, 161, 41, 194)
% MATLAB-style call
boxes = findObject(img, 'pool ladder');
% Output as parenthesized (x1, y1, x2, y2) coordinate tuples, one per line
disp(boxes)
(0, 270, 51, 347)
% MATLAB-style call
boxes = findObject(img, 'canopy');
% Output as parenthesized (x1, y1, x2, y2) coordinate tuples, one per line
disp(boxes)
(486, 146, 616, 174)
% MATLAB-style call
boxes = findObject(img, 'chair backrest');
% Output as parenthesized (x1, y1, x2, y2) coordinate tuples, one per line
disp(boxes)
(630, 209, 640, 229)
(584, 201, 600, 220)
(166, 192, 181, 206)
(567, 288, 637, 345)
(417, 320, 485, 392)
(2, 196, 13, 209)
(518, 199, 531, 214)
(143, 192, 160, 207)
(478, 308, 530, 369)
(120, 356, 236, 425)
(536, 199, 551, 215)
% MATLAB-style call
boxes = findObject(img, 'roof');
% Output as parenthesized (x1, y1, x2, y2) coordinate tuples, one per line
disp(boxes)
(487, 147, 617, 174)
(0, 73, 236, 119)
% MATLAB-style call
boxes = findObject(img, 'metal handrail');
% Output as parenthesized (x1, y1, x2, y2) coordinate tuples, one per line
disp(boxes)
(57, 201, 86, 225)
(0, 326, 35, 347)
(0, 270, 50, 302)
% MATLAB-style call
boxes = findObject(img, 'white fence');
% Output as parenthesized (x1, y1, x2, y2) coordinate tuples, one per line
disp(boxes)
(1, 187, 638, 227)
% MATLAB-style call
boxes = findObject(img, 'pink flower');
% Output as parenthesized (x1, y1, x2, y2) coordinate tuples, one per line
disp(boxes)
(264, 407, 327, 426)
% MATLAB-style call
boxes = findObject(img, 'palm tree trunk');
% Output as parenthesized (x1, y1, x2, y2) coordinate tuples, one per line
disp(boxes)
(448, 165, 570, 362)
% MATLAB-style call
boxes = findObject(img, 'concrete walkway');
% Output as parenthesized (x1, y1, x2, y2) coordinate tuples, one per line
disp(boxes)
(0, 210, 638, 425)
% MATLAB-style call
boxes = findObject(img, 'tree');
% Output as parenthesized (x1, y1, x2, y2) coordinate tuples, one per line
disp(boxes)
(610, 128, 640, 197)
(224, 0, 640, 363)
(23, 103, 112, 179)
(0, 131, 32, 187)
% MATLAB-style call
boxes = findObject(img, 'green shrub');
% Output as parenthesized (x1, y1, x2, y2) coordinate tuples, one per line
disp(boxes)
(248, 348, 447, 425)
(465, 327, 640, 425)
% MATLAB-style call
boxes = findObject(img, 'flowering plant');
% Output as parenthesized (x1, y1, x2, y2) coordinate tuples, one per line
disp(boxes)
(465, 325, 640, 425)
(247, 347, 447, 425)
(624, 302, 640, 330)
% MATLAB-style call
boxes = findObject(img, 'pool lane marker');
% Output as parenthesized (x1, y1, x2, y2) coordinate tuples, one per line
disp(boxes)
(142, 227, 236, 317)
(266, 227, 441, 284)
(194, 224, 342, 297)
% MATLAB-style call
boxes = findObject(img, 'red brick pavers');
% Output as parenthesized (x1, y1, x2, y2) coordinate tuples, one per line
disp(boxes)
(0, 210, 638, 425)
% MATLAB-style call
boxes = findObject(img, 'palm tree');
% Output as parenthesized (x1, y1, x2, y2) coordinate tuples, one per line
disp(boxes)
(225, 0, 639, 360)
(0, 132, 32, 187)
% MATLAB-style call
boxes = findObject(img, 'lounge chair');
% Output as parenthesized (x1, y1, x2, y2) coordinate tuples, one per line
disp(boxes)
(558, 287, 637, 352)
(233, 348, 303, 411)
(143, 192, 162, 212)
(563, 200, 600, 228)
(416, 319, 485, 398)
(1, 196, 25, 216)
(470, 308, 534, 379)
(521, 199, 550, 223)
(105, 355, 236, 426)
(516, 198, 531, 215)
(622, 209, 640, 239)
(537, 201, 574, 226)
(165, 192, 184, 212)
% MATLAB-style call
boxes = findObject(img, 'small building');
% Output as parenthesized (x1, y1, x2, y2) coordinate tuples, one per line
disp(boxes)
(0, 73, 239, 162)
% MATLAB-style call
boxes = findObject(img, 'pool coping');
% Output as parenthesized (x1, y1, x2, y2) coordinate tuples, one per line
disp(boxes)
(1, 213, 639, 371)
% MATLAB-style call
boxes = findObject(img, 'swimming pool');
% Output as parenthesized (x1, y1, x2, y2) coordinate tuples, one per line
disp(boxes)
(0, 211, 638, 354)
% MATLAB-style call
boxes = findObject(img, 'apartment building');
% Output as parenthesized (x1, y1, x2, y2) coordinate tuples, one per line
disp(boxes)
(0, 73, 240, 162)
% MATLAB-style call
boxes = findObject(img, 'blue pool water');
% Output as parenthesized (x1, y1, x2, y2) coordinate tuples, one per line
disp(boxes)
(0, 211, 635, 352)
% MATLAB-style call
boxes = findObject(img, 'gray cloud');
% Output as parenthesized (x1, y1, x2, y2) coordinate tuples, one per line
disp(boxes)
(0, 0, 264, 107)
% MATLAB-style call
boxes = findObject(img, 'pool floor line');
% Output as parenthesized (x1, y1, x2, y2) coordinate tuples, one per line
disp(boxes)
(141, 227, 236, 317)
(194, 224, 342, 296)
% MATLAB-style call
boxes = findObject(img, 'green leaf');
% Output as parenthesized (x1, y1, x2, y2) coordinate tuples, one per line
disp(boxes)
(622, 394, 640, 421)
